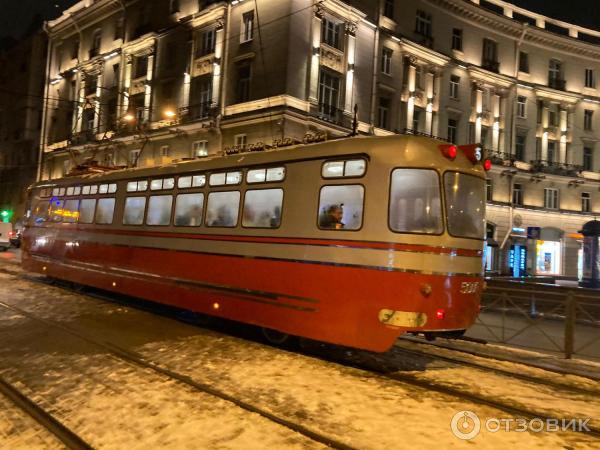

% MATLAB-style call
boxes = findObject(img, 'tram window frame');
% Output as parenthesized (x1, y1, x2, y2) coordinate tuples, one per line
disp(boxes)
(32, 200, 50, 224)
(205, 191, 241, 227)
(59, 187, 66, 196)
(123, 196, 147, 226)
(246, 166, 286, 184)
(174, 192, 205, 227)
(178, 174, 206, 189)
(387, 167, 444, 236)
(66, 187, 74, 196)
(242, 188, 284, 229)
(82, 186, 91, 195)
(90, 185, 99, 195)
(79, 199, 97, 224)
(146, 195, 174, 226)
(209, 171, 242, 187)
(150, 178, 175, 191)
(99, 184, 109, 194)
(126, 180, 148, 193)
(108, 183, 117, 194)
(321, 159, 367, 179)
(316, 184, 365, 231)
(63, 199, 80, 223)
(52, 188, 59, 196)
(95, 198, 116, 225)
(50, 199, 65, 222)
(74, 186, 82, 196)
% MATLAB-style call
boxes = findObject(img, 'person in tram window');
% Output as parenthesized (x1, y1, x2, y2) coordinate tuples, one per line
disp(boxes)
(319, 204, 344, 230)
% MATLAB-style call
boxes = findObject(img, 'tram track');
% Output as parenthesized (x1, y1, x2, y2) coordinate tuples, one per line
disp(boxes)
(2, 266, 599, 443)
(0, 374, 92, 450)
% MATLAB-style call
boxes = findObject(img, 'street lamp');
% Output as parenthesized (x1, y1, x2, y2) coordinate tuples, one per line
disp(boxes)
(163, 109, 176, 119)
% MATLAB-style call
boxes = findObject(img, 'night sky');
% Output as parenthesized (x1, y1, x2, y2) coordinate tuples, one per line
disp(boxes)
(0, 0, 597, 39)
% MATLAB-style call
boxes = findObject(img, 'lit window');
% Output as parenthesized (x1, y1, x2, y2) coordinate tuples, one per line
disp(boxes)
(174, 193, 204, 226)
(79, 199, 96, 224)
(318, 185, 364, 230)
(146, 195, 173, 226)
(241, 11, 254, 43)
(322, 159, 366, 178)
(243, 189, 283, 228)
(209, 171, 242, 186)
(123, 197, 147, 225)
(206, 191, 240, 227)
(95, 198, 115, 224)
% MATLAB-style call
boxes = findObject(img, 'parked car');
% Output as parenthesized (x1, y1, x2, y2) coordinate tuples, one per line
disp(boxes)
(9, 229, 21, 248)
(0, 223, 12, 252)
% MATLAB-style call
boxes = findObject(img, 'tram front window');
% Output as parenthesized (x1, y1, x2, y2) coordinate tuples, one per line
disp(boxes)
(443, 172, 486, 239)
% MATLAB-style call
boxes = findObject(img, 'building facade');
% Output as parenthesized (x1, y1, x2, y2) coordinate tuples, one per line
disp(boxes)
(0, 31, 47, 221)
(40, 0, 600, 278)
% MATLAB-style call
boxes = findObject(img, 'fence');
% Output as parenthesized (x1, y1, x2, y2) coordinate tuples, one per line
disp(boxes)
(467, 280, 600, 359)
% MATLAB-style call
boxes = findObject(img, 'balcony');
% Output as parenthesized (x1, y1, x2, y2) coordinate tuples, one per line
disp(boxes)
(531, 159, 582, 177)
(488, 150, 516, 165)
(70, 130, 98, 146)
(179, 102, 213, 123)
(482, 59, 500, 73)
(131, 23, 154, 40)
(548, 78, 566, 91)
(414, 33, 434, 48)
(88, 47, 100, 59)
(315, 103, 344, 125)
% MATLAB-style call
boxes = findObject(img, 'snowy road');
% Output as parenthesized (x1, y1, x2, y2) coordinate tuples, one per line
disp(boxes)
(0, 257, 598, 449)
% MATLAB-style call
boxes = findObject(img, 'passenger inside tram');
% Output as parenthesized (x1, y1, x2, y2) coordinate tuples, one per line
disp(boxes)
(319, 204, 345, 229)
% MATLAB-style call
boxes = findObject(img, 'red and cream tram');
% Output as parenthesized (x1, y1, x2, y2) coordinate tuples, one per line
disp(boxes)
(23, 134, 488, 352)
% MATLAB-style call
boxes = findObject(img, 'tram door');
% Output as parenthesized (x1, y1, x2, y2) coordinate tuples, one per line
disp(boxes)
(509, 244, 527, 277)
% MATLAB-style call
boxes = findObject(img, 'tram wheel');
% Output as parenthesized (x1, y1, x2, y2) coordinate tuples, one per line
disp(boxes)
(261, 327, 294, 347)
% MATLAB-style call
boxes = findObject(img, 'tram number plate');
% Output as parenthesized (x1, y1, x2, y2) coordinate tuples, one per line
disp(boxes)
(378, 309, 428, 328)
(459, 282, 479, 294)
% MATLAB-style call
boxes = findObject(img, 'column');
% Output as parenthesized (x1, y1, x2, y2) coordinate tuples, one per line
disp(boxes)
(406, 64, 416, 129)
(425, 71, 434, 134)
(121, 55, 132, 116)
(93, 71, 103, 132)
(75, 73, 84, 133)
(559, 108, 568, 164)
(344, 24, 356, 114)
(475, 86, 483, 142)
(308, 13, 322, 103)
(144, 52, 154, 122)
(492, 94, 500, 151)
(212, 25, 224, 106)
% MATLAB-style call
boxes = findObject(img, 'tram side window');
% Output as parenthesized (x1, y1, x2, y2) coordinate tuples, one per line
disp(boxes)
(389, 169, 443, 234)
(95, 198, 115, 224)
(50, 199, 65, 222)
(174, 193, 204, 226)
(127, 180, 148, 192)
(206, 191, 240, 227)
(322, 159, 366, 178)
(32, 200, 50, 224)
(243, 189, 283, 228)
(123, 197, 147, 225)
(79, 199, 97, 224)
(318, 185, 364, 230)
(63, 199, 80, 223)
(146, 195, 173, 226)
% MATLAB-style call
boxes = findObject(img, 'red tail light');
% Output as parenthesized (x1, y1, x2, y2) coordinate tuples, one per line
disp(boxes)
(483, 159, 492, 171)
(439, 144, 457, 160)
(8, 231, 14, 237)
(435, 309, 446, 320)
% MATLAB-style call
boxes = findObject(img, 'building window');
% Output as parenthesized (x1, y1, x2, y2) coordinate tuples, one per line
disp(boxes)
(486, 179, 493, 202)
(517, 96, 526, 118)
(548, 59, 563, 89)
(449, 75, 460, 99)
(383, 0, 394, 18)
(193, 140, 208, 158)
(585, 68, 595, 89)
(169, 0, 180, 14)
(447, 118, 458, 143)
(71, 38, 79, 59)
(482, 39, 498, 72)
(377, 97, 390, 130)
(130, 149, 141, 166)
(413, 108, 421, 132)
(451, 28, 462, 51)
(134, 55, 148, 79)
(582, 192, 591, 213)
(318, 69, 340, 120)
(544, 188, 559, 210)
(583, 146, 593, 171)
(415, 10, 432, 37)
(515, 134, 526, 161)
(90, 29, 101, 57)
(381, 47, 392, 75)
(114, 18, 124, 40)
(321, 17, 342, 50)
(236, 64, 251, 103)
(241, 11, 254, 43)
(198, 28, 216, 57)
(513, 183, 523, 206)
(235, 134, 247, 148)
(518, 51, 529, 73)
(547, 141, 556, 163)
(160, 145, 170, 158)
(584, 109, 594, 131)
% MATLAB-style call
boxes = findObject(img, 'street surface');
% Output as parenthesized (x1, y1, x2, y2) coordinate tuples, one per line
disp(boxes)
(0, 249, 598, 449)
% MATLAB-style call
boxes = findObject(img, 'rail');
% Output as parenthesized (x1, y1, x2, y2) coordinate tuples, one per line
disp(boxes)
(473, 280, 600, 359)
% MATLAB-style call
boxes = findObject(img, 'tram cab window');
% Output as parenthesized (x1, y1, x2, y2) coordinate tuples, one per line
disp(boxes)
(95, 198, 115, 224)
(243, 189, 283, 228)
(318, 185, 364, 230)
(389, 169, 443, 234)
(50, 199, 65, 222)
(206, 191, 240, 227)
(63, 199, 80, 223)
(32, 200, 50, 224)
(174, 193, 204, 226)
(444, 172, 486, 239)
(123, 197, 147, 225)
(322, 159, 366, 178)
(146, 195, 173, 226)
(79, 199, 96, 224)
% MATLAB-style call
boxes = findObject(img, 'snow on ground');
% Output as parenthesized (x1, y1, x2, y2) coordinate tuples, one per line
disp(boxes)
(0, 264, 598, 449)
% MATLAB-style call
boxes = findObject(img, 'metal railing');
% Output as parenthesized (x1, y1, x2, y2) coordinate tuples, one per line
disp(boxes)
(531, 159, 583, 176)
(470, 281, 600, 359)
(548, 78, 567, 91)
(315, 103, 344, 125)
(482, 59, 500, 73)
(179, 102, 213, 122)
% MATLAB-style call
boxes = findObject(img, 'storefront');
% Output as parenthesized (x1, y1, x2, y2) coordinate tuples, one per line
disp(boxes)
(534, 228, 564, 276)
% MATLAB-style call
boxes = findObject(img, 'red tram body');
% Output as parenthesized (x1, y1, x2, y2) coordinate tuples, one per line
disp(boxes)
(23, 135, 487, 352)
